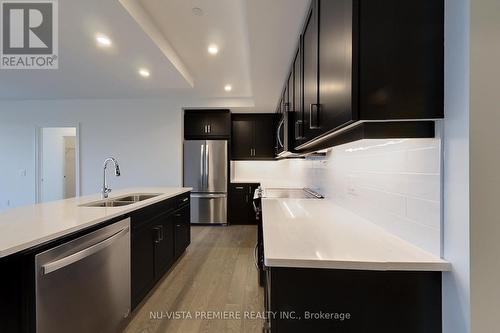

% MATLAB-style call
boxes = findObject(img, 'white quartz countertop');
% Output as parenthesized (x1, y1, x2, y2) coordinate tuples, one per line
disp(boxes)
(261, 198, 451, 271)
(0, 187, 191, 258)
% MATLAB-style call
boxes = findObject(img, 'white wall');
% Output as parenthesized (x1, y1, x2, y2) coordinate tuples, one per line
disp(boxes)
(470, 0, 500, 331)
(0, 99, 184, 211)
(41, 127, 76, 202)
(442, 0, 470, 332)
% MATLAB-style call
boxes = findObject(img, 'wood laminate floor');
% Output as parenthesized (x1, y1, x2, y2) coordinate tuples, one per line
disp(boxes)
(123, 225, 264, 333)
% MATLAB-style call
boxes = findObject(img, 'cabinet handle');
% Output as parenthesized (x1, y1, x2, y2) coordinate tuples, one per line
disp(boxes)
(41, 226, 129, 275)
(295, 120, 304, 140)
(254, 243, 259, 270)
(277, 119, 284, 148)
(309, 104, 320, 129)
(235, 186, 244, 190)
(176, 224, 182, 228)
(154, 226, 162, 243)
(182, 197, 188, 202)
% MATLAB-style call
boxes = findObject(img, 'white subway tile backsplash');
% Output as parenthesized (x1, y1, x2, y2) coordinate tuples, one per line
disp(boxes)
(357, 187, 407, 216)
(309, 138, 442, 256)
(406, 197, 441, 229)
(231, 160, 310, 188)
(406, 146, 441, 174)
(231, 138, 442, 256)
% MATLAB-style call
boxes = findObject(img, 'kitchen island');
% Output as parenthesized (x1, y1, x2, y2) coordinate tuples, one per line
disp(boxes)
(0, 187, 191, 333)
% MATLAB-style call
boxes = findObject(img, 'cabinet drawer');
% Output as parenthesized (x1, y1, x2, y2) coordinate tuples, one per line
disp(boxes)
(175, 193, 190, 209)
(130, 199, 174, 229)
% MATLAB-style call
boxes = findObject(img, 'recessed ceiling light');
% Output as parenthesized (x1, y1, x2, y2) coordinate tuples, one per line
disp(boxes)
(192, 7, 204, 16)
(96, 34, 112, 47)
(208, 44, 219, 55)
(224, 84, 232, 92)
(138, 68, 150, 78)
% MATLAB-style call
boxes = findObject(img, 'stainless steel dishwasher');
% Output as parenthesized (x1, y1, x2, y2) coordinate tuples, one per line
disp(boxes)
(35, 218, 131, 333)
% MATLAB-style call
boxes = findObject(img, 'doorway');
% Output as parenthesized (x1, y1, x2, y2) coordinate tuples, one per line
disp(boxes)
(36, 127, 79, 203)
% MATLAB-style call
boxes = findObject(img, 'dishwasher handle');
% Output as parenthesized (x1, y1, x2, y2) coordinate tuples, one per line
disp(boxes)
(41, 226, 130, 275)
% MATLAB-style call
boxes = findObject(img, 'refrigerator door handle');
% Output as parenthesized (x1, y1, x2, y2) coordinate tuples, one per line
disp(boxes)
(205, 144, 210, 190)
(200, 144, 205, 189)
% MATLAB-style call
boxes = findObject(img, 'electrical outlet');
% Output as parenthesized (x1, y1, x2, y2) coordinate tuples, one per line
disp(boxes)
(19, 169, 27, 177)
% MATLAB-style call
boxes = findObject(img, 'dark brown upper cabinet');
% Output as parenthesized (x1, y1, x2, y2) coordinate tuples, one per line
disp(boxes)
(231, 114, 275, 160)
(302, 0, 319, 143)
(293, 43, 304, 145)
(317, 0, 355, 135)
(184, 109, 231, 139)
(284, 0, 444, 151)
(358, 0, 444, 121)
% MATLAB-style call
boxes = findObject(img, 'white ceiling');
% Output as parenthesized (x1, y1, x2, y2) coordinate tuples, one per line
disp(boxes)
(138, 0, 254, 100)
(0, 0, 310, 113)
(0, 0, 191, 100)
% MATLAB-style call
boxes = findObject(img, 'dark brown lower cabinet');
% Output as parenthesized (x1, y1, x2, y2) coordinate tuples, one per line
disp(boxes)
(130, 193, 191, 309)
(173, 204, 191, 260)
(264, 267, 442, 333)
(229, 183, 260, 225)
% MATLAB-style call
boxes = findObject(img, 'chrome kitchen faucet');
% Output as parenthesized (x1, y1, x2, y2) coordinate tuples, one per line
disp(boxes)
(102, 157, 121, 199)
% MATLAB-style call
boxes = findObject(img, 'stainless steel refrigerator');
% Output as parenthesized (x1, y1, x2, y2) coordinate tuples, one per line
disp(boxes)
(183, 140, 228, 224)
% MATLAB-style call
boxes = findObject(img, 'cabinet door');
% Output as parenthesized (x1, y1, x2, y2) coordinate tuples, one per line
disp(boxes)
(231, 116, 254, 159)
(207, 111, 231, 137)
(318, 0, 354, 133)
(229, 184, 251, 224)
(302, 0, 320, 142)
(358, 0, 444, 120)
(293, 44, 304, 145)
(173, 205, 190, 260)
(153, 212, 175, 279)
(184, 111, 207, 138)
(248, 183, 260, 224)
(131, 223, 155, 308)
(253, 115, 276, 159)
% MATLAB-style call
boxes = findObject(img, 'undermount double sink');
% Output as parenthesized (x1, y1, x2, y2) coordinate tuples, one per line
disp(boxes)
(80, 193, 161, 208)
